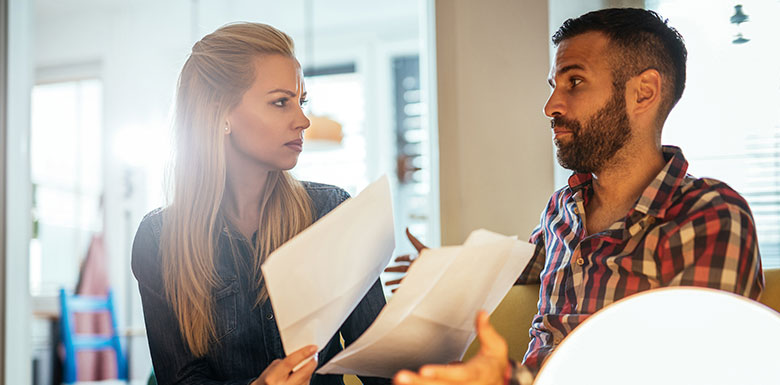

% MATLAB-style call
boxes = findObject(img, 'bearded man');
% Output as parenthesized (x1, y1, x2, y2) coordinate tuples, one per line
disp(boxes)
(394, 8, 764, 385)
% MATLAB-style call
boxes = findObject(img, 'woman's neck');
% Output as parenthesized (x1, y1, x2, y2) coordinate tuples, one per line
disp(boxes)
(224, 171, 268, 218)
(223, 148, 272, 239)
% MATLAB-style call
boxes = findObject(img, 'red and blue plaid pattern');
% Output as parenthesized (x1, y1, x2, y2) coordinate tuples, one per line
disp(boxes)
(513, 146, 764, 381)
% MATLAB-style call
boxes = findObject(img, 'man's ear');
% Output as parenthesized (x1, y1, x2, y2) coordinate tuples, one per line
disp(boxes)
(630, 68, 662, 116)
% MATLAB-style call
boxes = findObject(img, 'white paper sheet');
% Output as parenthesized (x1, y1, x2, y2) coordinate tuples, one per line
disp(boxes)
(261, 175, 395, 356)
(317, 229, 536, 378)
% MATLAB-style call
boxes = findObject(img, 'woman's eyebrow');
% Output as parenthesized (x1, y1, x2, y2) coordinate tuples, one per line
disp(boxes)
(266, 89, 297, 96)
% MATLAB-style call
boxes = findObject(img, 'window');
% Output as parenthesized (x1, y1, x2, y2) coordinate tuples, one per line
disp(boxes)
(29, 79, 103, 295)
(294, 68, 369, 195)
(391, 55, 433, 243)
(647, 0, 780, 268)
(294, 56, 433, 297)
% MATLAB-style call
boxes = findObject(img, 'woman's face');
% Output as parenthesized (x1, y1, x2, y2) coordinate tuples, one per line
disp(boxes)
(225, 54, 310, 172)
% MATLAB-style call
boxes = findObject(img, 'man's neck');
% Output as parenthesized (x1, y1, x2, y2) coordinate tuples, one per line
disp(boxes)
(585, 145, 666, 235)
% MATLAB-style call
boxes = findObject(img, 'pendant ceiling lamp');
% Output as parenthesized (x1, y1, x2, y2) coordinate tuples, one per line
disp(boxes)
(730, 4, 750, 44)
(302, 0, 344, 146)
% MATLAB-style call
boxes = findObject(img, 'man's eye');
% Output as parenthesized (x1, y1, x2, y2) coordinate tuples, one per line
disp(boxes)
(273, 98, 288, 107)
(570, 78, 582, 87)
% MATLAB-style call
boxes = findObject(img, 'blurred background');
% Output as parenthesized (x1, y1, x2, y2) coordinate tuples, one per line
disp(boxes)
(19, 0, 437, 383)
(2, 0, 779, 384)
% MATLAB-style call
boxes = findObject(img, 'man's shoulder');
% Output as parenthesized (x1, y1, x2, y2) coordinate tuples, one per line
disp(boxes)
(674, 175, 753, 217)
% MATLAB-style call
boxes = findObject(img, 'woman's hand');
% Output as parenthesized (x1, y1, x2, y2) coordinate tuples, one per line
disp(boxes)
(384, 228, 427, 292)
(252, 345, 318, 385)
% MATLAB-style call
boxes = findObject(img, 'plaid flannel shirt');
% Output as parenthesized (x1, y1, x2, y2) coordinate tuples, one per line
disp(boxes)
(510, 146, 764, 384)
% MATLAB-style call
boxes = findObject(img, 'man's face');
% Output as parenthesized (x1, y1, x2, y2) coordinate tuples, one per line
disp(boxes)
(544, 32, 632, 174)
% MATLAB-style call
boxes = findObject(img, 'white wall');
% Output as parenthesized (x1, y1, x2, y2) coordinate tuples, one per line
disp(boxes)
(6, 0, 33, 383)
(435, 0, 555, 245)
(2, 0, 34, 384)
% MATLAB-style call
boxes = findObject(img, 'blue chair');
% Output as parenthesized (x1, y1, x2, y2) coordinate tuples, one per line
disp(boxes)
(59, 288, 127, 383)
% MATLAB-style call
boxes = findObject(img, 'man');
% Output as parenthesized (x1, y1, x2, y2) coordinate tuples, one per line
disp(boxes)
(393, 8, 763, 385)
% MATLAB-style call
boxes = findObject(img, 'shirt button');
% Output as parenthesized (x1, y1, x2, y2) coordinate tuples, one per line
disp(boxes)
(266, 313, 274, 320)
(576, 257, 585, 266)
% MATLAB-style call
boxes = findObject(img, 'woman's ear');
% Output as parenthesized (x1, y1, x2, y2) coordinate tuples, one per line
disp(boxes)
(224, 121, 232, 135)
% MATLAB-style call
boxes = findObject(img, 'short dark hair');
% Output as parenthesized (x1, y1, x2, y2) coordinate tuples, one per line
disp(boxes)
(552, 8, 687, 118)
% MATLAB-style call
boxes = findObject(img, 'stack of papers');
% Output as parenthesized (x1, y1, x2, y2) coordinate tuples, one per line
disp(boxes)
(317, 229, 535, 378)
(262, 175, 536, 378)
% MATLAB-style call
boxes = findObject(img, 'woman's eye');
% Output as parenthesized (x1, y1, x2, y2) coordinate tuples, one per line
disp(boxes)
(299, 98, 309, 107)
(273, 98, 288, 107)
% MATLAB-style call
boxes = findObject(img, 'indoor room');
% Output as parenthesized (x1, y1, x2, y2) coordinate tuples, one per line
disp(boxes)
(1, 0, 778, 384)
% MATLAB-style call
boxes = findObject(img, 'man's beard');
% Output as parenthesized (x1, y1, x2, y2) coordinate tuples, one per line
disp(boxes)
(553, 89, 632, 174)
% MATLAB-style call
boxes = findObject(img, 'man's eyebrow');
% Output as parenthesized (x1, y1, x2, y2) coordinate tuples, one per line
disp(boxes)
(557, 64, 585, 75)
(267, 88, 297, 96)
(548, 64, 586, 87)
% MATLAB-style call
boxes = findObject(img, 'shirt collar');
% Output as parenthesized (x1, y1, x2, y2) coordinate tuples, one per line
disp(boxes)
(567, 172, 592, 192)
(565, 145, 689, 218)
(634, 145, 688, 217)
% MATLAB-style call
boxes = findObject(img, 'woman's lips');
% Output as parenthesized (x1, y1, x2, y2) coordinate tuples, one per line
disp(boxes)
(285, 139, 303, 152)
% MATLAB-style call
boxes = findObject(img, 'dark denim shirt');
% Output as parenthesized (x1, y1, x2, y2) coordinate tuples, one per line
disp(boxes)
(131, 182, 391, 385)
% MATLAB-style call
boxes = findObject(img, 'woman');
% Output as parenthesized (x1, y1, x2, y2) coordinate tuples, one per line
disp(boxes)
(131, 23, 388, 385)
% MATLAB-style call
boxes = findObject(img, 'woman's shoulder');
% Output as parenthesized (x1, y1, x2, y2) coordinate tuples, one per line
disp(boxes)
(300, 181, 351, 220)
(137, 207, 165, 237)
(131, 207, 166, 284)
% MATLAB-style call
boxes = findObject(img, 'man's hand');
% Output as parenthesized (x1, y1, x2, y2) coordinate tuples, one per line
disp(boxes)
(252, 345, 318, 385)
(393, 311, 509, 385)
(384, 228, 427, 292)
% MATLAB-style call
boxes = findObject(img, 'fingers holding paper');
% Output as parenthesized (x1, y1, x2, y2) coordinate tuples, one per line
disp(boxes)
(253, 345, 318, 385)
(393, 311, 509, 385)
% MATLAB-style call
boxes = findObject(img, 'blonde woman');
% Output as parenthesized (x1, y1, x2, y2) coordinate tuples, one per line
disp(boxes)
(131, 23, 389, 385)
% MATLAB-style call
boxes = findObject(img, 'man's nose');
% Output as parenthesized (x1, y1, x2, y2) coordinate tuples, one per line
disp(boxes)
(543, 89, 565, 118)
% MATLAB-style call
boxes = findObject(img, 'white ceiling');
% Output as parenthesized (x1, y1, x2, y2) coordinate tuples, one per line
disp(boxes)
(35, 0, 422, 35)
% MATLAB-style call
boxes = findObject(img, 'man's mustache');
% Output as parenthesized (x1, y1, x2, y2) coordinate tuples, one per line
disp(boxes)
(551, 116, 579, 132)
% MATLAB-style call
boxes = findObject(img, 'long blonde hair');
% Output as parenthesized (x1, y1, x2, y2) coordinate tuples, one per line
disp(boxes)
(161, 23, 314, 357)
